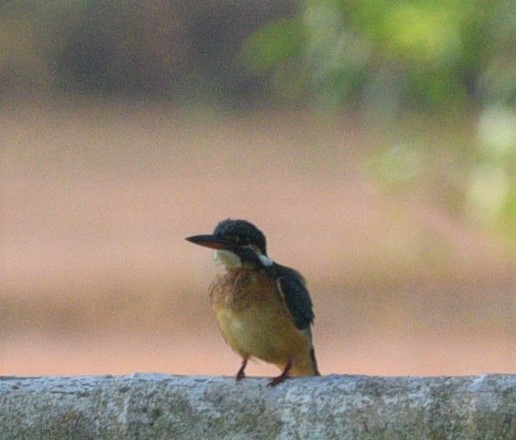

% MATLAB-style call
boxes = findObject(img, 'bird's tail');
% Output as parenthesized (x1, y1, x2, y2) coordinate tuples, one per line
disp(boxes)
(310, 347, 320, 376)
(287, 346, 320, 376)
(304, 327, 320, 375)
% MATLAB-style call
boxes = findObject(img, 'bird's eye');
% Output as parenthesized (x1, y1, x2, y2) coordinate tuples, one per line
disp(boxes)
(225, 234, 240, 243)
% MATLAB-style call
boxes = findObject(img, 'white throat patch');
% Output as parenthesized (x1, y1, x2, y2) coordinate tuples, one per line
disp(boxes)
(214, 250, 242, 268)
(213, 249, 274, 269)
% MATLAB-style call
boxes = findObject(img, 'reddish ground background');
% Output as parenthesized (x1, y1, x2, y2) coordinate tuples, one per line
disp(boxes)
(1, 102, 514, 377)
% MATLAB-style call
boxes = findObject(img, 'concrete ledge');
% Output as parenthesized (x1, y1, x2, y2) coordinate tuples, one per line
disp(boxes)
(1, 374, 515, 439)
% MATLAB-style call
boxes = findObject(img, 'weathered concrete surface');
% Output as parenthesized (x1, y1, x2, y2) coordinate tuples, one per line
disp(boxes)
(0, 374, 515, 439)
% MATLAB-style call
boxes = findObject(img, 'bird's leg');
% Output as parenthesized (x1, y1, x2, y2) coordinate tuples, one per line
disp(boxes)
(268, 360, 292, 386)
(236, 359, 248, 381)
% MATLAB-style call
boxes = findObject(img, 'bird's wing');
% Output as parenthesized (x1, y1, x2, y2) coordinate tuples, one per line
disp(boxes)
(275, 265, 315, 331)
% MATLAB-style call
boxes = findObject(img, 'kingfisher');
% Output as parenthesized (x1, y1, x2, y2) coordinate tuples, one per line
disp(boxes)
(186, 218, 320, 386)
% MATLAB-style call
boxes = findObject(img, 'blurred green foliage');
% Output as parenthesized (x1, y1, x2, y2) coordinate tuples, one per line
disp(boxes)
(245, 0, 516, 242)
(245, 0, 515, 111)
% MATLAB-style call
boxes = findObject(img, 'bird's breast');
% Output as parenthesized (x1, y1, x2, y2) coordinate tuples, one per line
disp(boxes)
(210, 270, 273, 310)
(209, 269, 310, 364)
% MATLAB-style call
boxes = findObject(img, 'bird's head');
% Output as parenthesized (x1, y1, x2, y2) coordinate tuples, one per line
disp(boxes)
(186, 219, 274, 269)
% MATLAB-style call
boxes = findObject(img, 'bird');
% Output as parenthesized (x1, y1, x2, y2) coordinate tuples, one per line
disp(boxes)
(186, 218, 320, 386)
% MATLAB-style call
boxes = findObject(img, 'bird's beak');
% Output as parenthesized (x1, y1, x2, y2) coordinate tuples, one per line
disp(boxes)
(185, 234, 236, 250)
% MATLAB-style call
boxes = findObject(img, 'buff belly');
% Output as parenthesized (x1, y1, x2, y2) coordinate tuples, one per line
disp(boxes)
(210, 270, 315, 376)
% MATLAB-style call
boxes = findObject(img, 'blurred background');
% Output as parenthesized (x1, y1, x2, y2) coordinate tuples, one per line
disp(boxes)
(1, 0, 515, 377)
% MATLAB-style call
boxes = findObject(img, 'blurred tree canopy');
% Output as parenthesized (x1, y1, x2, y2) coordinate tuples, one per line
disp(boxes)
(0, 0, 296, 102)
(1, 0, 512, 111)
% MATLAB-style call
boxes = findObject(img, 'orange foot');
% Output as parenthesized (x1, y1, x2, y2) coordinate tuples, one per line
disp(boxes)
(236, 359, 248, 381)
(267, 360, 292, 387)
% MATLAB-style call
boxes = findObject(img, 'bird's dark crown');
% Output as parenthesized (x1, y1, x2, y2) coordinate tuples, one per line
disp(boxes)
(213, 219, 267, 255)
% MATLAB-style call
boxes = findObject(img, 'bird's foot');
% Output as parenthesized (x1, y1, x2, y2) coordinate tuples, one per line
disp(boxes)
(235, 359, 248, 381)
(267, 374, 288, 386)
(267, 360, 292, 387)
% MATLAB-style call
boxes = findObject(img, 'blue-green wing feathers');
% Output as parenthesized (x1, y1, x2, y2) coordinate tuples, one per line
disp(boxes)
(275, 265, 315, 331)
